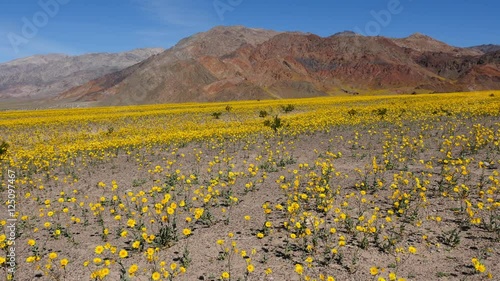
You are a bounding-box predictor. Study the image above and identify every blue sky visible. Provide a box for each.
[0,0,499,63]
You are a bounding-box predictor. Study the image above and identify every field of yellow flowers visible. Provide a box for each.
[1,91,499,281]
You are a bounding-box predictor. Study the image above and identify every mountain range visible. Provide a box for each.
[0,48,164,100]
[1,26,499,109]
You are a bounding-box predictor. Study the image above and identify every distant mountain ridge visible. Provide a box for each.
[0,48,164,100]
[467,44,500,54]
[1,26,499,109]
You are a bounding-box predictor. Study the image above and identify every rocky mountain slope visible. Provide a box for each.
[56,26,281,106]
[0,48,164,99]
[57,26,500,106]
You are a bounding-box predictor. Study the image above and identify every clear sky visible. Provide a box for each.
[0,0,499,63]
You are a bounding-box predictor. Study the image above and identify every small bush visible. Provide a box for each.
[106,126,114,135]
[281,104,295,113]
[225,105,233,112]
[0,141,8,159]
[264,115,284,132]
[439,228,461,248]
[259,110,268,118]
[347,109,357,116]
[211,112,222,119]
[373,108,388,119]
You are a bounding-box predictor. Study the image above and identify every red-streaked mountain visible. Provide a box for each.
[42,27,500,106]
[56,26,281,105]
